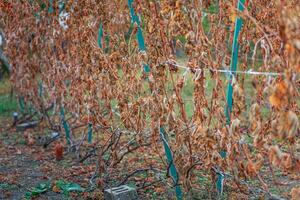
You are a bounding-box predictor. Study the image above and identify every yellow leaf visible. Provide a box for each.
[52,185,61,193]
[269,95,282,107]
[230,7,236,22]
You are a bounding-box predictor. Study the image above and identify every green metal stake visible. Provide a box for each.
[87,123,93,144]
[38,81,43,98]
[19,97,25,114]
[219,0,245,196]
[60,106,71,145]
[58,0,65,14]
[98,21,103,49]
[97,21,110,53]
[48,0,54,14]
[225,0,245,125]
[128,0,150,72]
[128,1,182,199]
[216,172,225,196]
[160,128,183,199]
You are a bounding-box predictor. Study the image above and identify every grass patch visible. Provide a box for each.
[0,78,18,117]
[0,78,11,95]
[0,79,18,117]
[0,94,18,116]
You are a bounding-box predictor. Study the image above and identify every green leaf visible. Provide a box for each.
[64,183,84,192]
[175,35,187,44]
[25,192,32,200]
[25,181,51,199]
[0,183,17,190]
[55,180,84,196]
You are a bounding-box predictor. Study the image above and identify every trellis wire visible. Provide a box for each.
[164,60,284,77]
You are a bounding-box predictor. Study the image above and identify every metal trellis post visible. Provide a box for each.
[128,1,183,199]
[225,0,245,125]
[218,0,246,196]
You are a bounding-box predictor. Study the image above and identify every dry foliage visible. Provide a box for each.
[1,0,300,198]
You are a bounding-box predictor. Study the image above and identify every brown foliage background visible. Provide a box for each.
[1,0,300,197]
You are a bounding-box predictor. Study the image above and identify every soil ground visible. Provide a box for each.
[1,117,300,200]
[0,117,101,200]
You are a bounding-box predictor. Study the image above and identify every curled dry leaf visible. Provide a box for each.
[269,145,282,167]
[291,187,300,200]
[274,111,299,141]
[245,154,264,177]
[269,81,288,108]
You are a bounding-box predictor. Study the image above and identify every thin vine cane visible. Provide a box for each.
[128,0,183,199]
[85,20,105,144]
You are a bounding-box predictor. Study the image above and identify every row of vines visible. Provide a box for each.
[1,0,300,199]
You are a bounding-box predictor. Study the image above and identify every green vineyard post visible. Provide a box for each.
[128,0,150,72]
[219,0,245,196]
[58,0,65,14]
[19,97,26,114]
[60,106,71,145]
[128,1,182,199]
[48,0,53,14]
[225,0,245,125]
[87,123,93,144]
[160,128,183,199]
[98,21,103,49]
[38,81,43,98]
